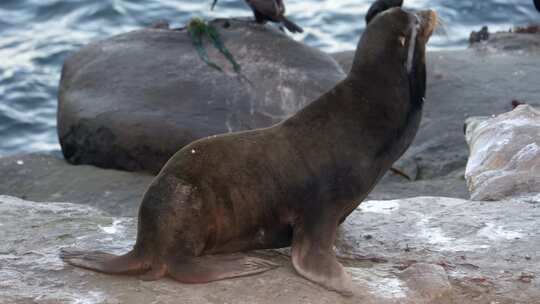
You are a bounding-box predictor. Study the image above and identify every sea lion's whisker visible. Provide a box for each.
[434,16,449,37]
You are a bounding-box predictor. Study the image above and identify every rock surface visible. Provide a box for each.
[3,194,540,303]
[334,46,540,200]
[57,20,345,174]
[464,105,540,201]
[338,196,540,303]
[0,153,153,216]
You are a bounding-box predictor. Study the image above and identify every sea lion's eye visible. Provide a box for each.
[398,36,406,47]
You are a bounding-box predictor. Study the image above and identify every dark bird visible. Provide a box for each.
[535,0,540,12]
[365,0,404,24]
[212,0,303,33]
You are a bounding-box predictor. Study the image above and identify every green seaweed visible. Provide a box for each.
[188,18,222,72]
[206,24,242,73]
[187,17,241,73]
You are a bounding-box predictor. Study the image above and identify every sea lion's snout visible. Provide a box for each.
[415,10,437,43]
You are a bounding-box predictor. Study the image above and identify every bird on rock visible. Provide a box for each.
[365,0,404,24]
[212,0,303,33]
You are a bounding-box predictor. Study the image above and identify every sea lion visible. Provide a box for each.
[211,0,303,33]
[366,0,404,24]
[61,7,437,295]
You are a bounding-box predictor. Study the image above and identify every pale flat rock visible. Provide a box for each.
[3,195,540,303]
[464,105,540,200]
[0,195,422,304]
[336,196,540,303]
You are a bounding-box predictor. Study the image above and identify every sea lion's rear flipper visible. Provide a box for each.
[291,215,353,296]
[166,254,278,283]
[60,248,148,275]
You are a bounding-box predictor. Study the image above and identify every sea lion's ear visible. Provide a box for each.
[365,0,404,24]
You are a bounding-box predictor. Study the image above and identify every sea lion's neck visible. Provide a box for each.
[342,67,424,158]
[281,67,423,164]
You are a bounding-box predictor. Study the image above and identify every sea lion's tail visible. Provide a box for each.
[281,17,304,33]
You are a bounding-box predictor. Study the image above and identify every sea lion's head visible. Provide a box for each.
[365,0,404,25]
[351,8,437,105]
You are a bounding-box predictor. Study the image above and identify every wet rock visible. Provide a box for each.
[58,19,345,174]
[0,153,153,216]
[464,105,540,201]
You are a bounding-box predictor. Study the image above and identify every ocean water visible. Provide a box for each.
[0,0,538,156]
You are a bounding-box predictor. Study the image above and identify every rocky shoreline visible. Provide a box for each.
[2,194,539,303]
[1,24,539,303]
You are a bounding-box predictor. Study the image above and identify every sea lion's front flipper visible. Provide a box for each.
[291,215,353,296]
[60,249,148,275]
[166,254,279,283]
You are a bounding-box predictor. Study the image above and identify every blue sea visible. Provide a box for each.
[0,0,538,156]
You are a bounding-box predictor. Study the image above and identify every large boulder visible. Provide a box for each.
[58,20,345,174]
[3,194,540,303]
[464,105,540,201]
